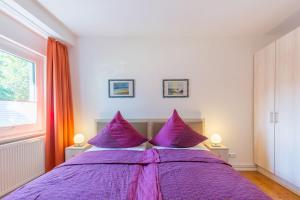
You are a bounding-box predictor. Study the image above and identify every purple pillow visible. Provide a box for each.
[150,110,207,147]
[88,111,148,148]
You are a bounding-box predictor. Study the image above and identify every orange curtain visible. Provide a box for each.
[45,38,74,171]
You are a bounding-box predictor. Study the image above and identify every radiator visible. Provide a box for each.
[0,136,45,197]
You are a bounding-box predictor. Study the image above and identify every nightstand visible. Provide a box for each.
[205,143,229,162]
[65,144,91,161]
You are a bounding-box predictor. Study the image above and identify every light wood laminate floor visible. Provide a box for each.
[240,171,300,200]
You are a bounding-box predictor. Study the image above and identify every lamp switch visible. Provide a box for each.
[228,153,236,158]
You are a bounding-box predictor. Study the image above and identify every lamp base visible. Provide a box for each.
[211,143,221,147]
[74,143,84,147]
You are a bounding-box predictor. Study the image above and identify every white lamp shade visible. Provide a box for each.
[210,133,222,145]
[74,133,85,146]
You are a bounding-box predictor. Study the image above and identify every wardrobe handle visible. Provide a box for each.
[270,112,274,123]
[274,112,279,123]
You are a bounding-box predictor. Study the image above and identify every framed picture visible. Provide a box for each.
[163,79,189,98]
[108,79,135,98]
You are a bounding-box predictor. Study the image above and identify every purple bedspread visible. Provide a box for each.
[4,149,271,200]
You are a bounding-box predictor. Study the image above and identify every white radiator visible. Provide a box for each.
[0,136,45,197]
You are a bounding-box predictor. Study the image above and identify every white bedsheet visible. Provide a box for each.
[152,143,209,151]
[86,142,147,152]
[86,142,209,152]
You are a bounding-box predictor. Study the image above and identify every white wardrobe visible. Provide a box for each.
[254,27,300,191]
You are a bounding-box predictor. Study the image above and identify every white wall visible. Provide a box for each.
[70,36,271,166]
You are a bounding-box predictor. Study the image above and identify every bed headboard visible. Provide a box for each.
[95,119,205,139]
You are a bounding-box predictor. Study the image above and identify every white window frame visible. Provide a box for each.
[0,37,45,141]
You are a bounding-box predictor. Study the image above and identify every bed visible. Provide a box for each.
[4,119,271,200]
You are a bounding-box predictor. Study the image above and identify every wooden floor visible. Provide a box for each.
[240,171,300,200]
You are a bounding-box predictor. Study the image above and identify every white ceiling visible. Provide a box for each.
[37,0,300,37]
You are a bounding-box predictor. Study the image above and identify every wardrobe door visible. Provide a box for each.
[254,42,276,173]
[275,28,300,187]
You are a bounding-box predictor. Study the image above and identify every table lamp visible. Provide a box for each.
[74,133,85,147]
[210,133,222,147]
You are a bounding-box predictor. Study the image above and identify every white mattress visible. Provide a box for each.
[86,142,147,152]
[152,143,209,151]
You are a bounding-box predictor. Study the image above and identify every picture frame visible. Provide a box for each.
[108,79,135,98]
[163,79,189,98]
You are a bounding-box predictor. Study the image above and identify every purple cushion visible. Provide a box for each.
[150,110,207,147]
[88,111,148,148]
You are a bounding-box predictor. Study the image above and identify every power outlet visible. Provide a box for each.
[228,153,236,158]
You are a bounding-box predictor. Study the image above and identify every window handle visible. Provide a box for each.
[270,112,274,123]
[274,112,279,123]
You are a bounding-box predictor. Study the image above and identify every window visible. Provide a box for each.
[0,37,45,139]
[0,50,36,127]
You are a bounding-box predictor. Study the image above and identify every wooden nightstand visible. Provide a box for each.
[65,144,91,161]
[205,143,229,162]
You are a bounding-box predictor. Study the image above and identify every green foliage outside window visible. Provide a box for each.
[0,50,35,101]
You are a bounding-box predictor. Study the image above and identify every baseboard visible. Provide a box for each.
[232,164,257,171]
[257,166,300,196]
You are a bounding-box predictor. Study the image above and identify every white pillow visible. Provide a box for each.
[152,143,209,151]
[86,142,147,152]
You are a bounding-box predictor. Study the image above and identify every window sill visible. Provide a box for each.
[0,131,45,145]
